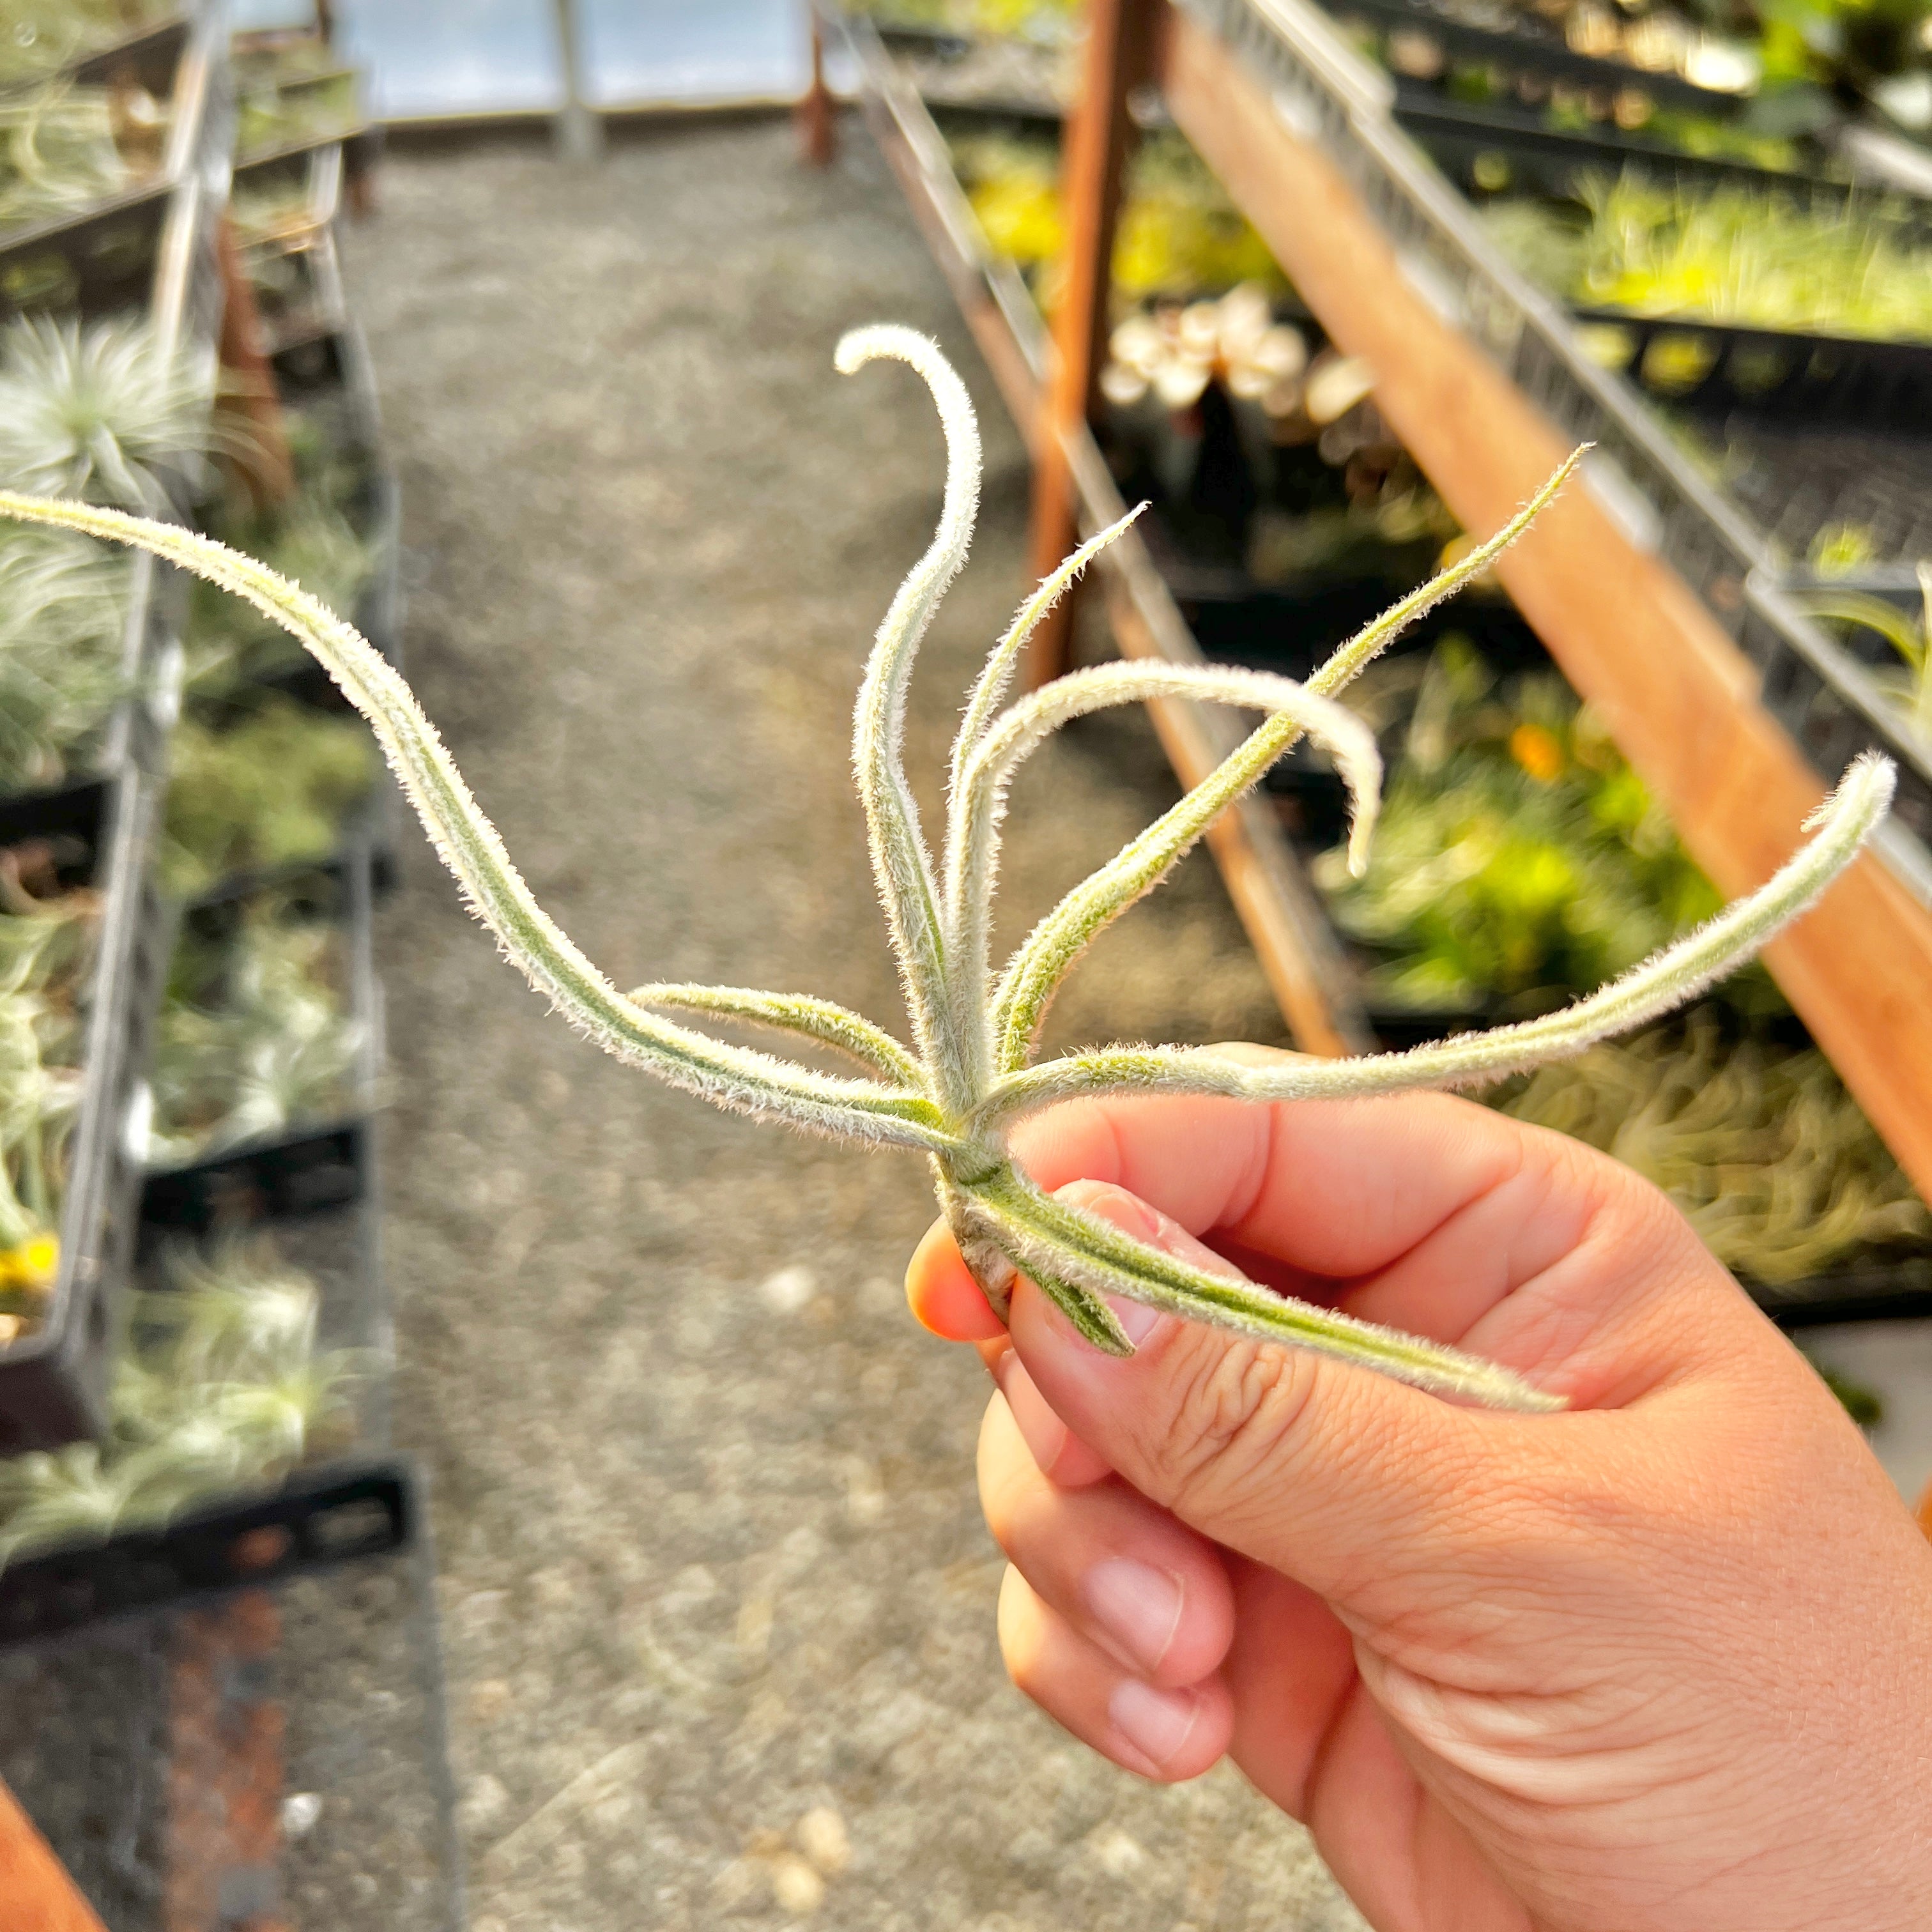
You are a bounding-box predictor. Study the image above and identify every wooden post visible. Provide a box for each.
[215,217,296,510]
[1022,0,1155,688]
[0,1781,109,1932]
[799,12,837,167]
[314,0,335,44]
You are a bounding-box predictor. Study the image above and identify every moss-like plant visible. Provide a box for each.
[0,330,1897,1411]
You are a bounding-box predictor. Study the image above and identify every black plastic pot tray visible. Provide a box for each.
[1331,0,1746,117]
[1395,90,1855,206]
[141,845,379,1233]
[0,1456,413,1649]
[1574,308,1932,427]
[0,776,172,1455]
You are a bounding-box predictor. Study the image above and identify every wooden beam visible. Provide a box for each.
[215,217,296,510]
[1022,0,1156,686]
[0,1781,108,1932]
[1159,6,1932,1198]
[797,11,837,168]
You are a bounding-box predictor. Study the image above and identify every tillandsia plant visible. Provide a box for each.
[0,328,1900,1413]
[0,849,96,1332]
[1796,565,1932,744]
[0,314,218,510]
[148,884,364,1167]
[0,1237,355,1566]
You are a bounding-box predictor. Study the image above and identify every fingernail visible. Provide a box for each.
[1084,1559,1183,1674]
[1107,1295,1164,1347]
[992,1353,1070,1474]
[1108,1678,1202,1770]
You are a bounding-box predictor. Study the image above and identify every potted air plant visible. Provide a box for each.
[0,328,1896,1412]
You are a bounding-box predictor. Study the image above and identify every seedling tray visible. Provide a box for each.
[0,769,172,1453]
[28,12,192,96]
[141,845,381,1232]
[0,4,229,325]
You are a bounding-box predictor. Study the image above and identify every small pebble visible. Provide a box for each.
[759,1264,817,1312]
[795,1804,850,1875]
[771,1853,826,1915]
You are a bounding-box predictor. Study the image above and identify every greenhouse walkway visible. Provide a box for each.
[342,116,1366,1931]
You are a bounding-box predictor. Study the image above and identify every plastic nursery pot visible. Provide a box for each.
[139,846,381,1233]
[0,783,172,1453]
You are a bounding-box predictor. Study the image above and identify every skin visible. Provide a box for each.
[905,1048,1932,1932]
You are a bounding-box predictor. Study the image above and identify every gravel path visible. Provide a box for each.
[342,117,1363,1932]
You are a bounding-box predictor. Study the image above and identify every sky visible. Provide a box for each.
[233,1,810,117]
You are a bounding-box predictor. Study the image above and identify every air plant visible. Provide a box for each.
[0,0,173,89]
[0,314,217,510]
[0,78,155,236]
[0,525,130,794]
[0,1238,354,1566]
[1499,1008,1929,1287]
[233,70,359,165]
[161,696,378,897]
[0,855,96,1333]
[0,329,1897,1413]
[148,889,364,1167]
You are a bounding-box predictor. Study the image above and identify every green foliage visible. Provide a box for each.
[952,129,1289,304]
[1315,638,1770,1016]
[1498,1009,1928,1286]
[0,78,148,235]
[0,1238,355,1565]
[149,887,364,1167]
[233,69,359,163]
[1483,176,1932,344]
[161,696,379,898]
[0,333,1895,1414]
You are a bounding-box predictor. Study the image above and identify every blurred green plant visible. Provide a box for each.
[0,854,95,1335]
[1315,638,1774,1015]
[0,1237,356,1565]
[1498,1007,1929,1286]
[0,0,174,88]
[0,527,129,794]
[1482,175,1932,343]
[161,696,378,898]
[149,887,364,1167]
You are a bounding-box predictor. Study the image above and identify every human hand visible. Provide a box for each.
[905,1055,1932,1932]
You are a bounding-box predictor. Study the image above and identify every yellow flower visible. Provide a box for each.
[0,1234,58,1294]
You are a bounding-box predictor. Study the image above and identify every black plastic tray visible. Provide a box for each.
[0,1457,412,1648]
[0,769,172,1453]
[1394,89,1850,206]
[141,844,380,1232]
[1573,307,1932,427]
[1328,0,1747,118]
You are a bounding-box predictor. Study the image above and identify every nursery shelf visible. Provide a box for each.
[829,0,1932,1206]
[0,0,234,1453]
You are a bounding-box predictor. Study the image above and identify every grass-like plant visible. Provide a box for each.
[1796,567,1932,744]
[0,330,1897,1411]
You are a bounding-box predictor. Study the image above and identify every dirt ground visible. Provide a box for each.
[342,116,1366,1932]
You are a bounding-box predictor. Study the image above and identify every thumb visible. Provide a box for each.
[1007,1179,1547,1606]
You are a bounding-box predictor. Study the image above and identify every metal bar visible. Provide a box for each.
[551,0,604,164]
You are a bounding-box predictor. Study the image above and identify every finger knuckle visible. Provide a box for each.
[1157,1332,1321,1517]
